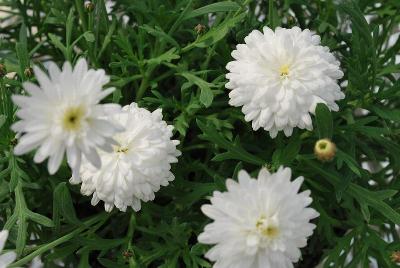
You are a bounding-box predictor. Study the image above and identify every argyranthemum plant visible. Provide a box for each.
[226,26,344,138]
[71,103,181,212]
[198,167,319,268]
[12,58,122,177]
[1,0,399,267]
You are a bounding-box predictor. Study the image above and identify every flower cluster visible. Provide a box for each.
[11,25,345,267]
[12,59,180,213]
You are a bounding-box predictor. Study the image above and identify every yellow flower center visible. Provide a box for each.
[279,64,290,78]
[115,147,129,153]
[256,216,279,239]
[62,106,85,131]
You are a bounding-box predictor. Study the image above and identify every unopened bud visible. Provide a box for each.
[391,251,400,263]
[314,139,336,162]
[84,1,95,12]
[194,24,206,34]
[24,67,33,78]
[0,64,6,77]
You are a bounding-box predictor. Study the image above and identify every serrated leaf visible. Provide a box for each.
[180,73,214,107]
[145,48,180,67]
[197,119,264,165]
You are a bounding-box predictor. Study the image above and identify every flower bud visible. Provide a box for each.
[391,251,400,263]
[314,138,336,162]
[84,1,94,12]
[24,67,33,78]
[194,24,206,34]
[0,64,6,77]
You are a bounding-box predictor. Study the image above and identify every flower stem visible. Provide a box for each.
[9,213,108,267]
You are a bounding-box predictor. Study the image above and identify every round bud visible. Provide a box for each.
[84,1,95,12]
[24,67,33,78]
[194,24,206,34]
[391,251,400,263]
[314,138,336,162]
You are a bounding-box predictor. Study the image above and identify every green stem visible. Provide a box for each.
[74,0,87,31]
[127,213,137,268]
[136,66,156,102]
[10,213,108,267]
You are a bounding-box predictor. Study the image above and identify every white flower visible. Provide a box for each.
[0,230,16,268]
[71,103,181,212]
[226,26,344,138]
[198,167,319,268]
[12,58,122,177]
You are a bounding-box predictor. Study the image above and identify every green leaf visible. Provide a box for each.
[279,135,301,165]
[197,120,265,165]
[0,114,7,128]
[98,259,127,268]
[48,33,67,56]
[183,13,246,51]
[180,72,214,107]
[371,106,400,121]
[373,190,398,200]
[183,1,240,20]
[83,31,95,43]
[339,2,373,47]
[66,8,74,46]
[145,48,180,67]
[53,183,81,226]
[15,24,29,79]
[315,103,333,139]
[305,159,400,225]
[199,86,214,108]
[140,24,180,48]
[336,150,361,177]
[350,184,400,225]
[26,211,54,227]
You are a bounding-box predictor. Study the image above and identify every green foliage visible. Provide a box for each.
[0,0,399,267]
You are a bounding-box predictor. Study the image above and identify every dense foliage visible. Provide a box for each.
[0,0,399,267]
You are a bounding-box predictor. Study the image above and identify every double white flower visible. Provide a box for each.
[72,103,181,212]
[227,26,344,138]
[199,167,319,268]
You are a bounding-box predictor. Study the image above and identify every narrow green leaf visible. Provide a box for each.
[0,114,7,128]
[26,211,54,228]
[315,103,333,139]
[48,33,67,56]
[279,135,301,165]
[183,1,240,20]
[53,183,81,226]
